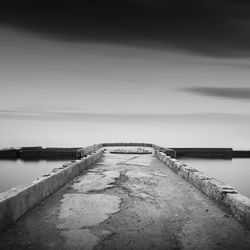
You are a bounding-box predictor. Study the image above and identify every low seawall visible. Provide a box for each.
[171,148,233,159]
[0,148,104,231]
[155,150,250,229]
[170,148,250,159]
[0,147,81,160]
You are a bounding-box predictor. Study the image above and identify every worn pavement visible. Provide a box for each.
[1,149,250,250]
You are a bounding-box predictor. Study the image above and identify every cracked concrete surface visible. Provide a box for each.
[1,149,250,249]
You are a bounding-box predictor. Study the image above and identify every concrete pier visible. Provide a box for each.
[1,148,250,249]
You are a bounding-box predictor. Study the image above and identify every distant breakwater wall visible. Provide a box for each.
[171,148,250,159]
[155,150,250,230]
[1,145,250,160]
[0,147,81,160]
[0,143,155,160]
[0,148,104,231]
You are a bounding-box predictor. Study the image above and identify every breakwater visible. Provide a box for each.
[0,147,81,160]
[170,148,250,159]
[0,142,250,232]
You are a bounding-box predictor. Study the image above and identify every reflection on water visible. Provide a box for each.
[180,158,250,198]
[0,159,69,193]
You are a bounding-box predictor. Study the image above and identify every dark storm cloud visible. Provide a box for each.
[1,1,250,57]
[182,87,250,100]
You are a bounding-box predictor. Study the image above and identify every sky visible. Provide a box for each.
[0,1,250,115]
[1,1,250,147]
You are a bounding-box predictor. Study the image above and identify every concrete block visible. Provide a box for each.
[158,152,165,161]
[162,155,171,165]
[169,160,181,173]
[224,193,250,227]
[245,205,250,229]
[206,178,237,203]
[178,165,190,181]
[165,157,173,167]
[188,171,212,194]
[178,165,198,181]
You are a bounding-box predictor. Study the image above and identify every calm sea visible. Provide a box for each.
[0,159,70,193]
[179,158,250,198]
[0,113,250,195]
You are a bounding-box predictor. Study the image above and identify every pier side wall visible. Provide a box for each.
[154,150,250,229]
[0,149,104,231]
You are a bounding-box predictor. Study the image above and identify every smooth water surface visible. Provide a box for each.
[0,159,70,193]
[1,113,250,196]
[180,158,250,198]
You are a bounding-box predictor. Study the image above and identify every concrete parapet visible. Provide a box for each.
[152,144,176,158]
[76,144,103,158]
[154,150,250,229]
[224,193,250,228]
[102,142,153,147]
[0,149,104,231]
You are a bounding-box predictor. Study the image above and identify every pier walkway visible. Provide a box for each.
[1,149,250,249]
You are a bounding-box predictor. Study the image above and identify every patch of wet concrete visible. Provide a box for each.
[56,165,124,250]
[72,170,120,193]
[118,170,159,202]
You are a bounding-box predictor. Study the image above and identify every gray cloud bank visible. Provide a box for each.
[1,1,250,57]
[182,87,250,100]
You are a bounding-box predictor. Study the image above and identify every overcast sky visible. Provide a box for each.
[1,0,250,116]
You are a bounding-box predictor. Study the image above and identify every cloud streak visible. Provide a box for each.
[1,108,250,122]
[182,87,250,100]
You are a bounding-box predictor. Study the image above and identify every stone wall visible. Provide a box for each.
[0,149,104,231]
[154,150,250,229]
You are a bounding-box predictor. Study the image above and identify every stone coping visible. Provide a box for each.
[155,150,250,230]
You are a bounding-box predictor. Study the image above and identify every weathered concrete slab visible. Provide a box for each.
[1,151,250,250]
